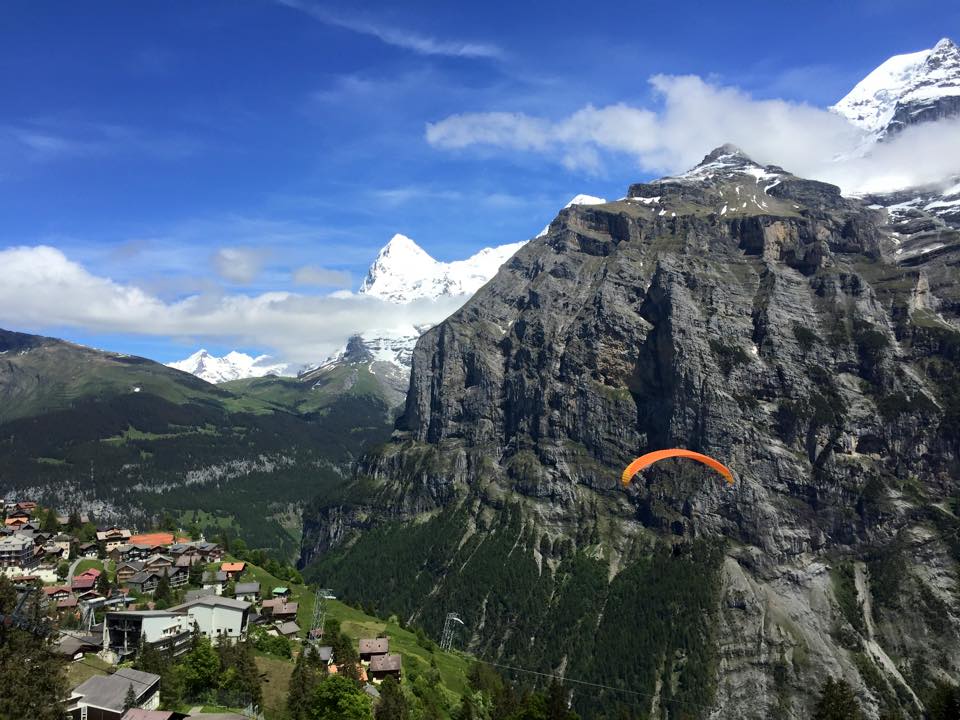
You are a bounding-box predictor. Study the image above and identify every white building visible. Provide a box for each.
[103,610,193,661]
[103,596,252,663]
[171,595,251,643]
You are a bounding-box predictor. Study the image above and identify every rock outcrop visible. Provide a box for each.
[302,147,960,719]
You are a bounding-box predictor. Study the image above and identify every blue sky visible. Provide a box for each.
[0,1,957,364]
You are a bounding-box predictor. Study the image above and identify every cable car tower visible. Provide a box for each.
[440,612,464,651]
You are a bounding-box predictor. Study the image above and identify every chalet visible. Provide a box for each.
[7,508,31,522]
[143,554,173,572]
[0,533,38,569]
[67,667,160,719]
[220,561,245,579]
[368,653,402,682]
[261,598,297,620]
[125,566,188,594]
[276,620,300,638]
[58,595,80,610]
[80,589,109,604]
[79,541,99,558]
[54,632,102,661]
[107,544,131,563]
[43,585,73,602]
[43,541,66,560]
[202,570,228,594]
[71,576,96,592]
[116,561,146,584]
[4,515,29,530]
[53,533,74,556]
[359,637,390,662]
[271,586,291,599]
[232,581,260,603]
[194,541,222,561]
[96,527,132,552]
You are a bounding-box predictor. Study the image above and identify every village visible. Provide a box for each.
[1,499,408,720]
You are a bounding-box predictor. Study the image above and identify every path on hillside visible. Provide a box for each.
[66,557,83,582]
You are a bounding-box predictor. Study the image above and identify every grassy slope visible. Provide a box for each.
[221,362,389,415]
[0,329,395,559]
[241,561,472,702]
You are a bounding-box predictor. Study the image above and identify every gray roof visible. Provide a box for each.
[363,684,381,699]
[369,653,402,673]
[315,645,333,662]
[55,634,101,656]
[233,582,260,594]
[359,637,389,655]
[171,595,251,612]
[278,621,300,635]
[73,667,159,711]
[203,570,228,583]
[184,588,217,602]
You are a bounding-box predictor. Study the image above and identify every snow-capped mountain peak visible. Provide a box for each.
[358,233,526,304]
[564,194,607,208]
[168,349,291,384]
[832,37,960,138]
[537,193,607,237]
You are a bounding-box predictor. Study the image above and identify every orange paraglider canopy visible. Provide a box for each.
[622,449,734,486]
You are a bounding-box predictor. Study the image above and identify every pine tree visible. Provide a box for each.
[308,675,372,720]
[813,677,864,720]
[330,630,360,681]
[0,577,69,720]
[40,507,60,532]
[97,570,112,597]
[124,683,137,711]
[376,675,409,720]
[181,635,221,698]
[188,560,204,587]
[154,571,172,604]
[288,648,317,720]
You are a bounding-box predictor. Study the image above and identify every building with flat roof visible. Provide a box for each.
[103,611,193,661]
[67,667,160,720]
[170,595,251,643]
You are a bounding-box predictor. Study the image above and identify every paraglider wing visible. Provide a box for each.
[621,449,734,486]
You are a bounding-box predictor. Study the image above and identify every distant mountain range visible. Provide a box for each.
[170,38,960,390]
[167,349,293,384]
[169,197,606,389]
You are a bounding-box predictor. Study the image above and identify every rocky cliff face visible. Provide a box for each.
[301,146,960,719]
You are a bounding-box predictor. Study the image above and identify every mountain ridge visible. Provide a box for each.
[301,145,960,718]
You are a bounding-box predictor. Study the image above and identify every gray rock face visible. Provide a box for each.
[302,148,960,718]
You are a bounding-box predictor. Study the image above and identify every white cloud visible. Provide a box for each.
[426,74,960,193]
[213,247,269,283]
[275,0,502,59]
[0,245,463,365]
[292,265,352,287]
